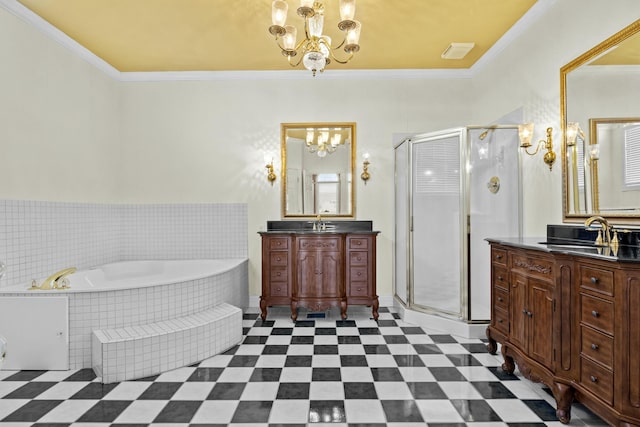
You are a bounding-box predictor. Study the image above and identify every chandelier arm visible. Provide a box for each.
[328,50,354,65]
[287,54,304,68]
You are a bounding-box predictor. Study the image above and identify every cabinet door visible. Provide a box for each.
[510,273,528,351]
[297,251,341,298]
[529,278,554,368]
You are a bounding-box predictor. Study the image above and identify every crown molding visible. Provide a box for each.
[1,0,556,82]
[0,0,121,79]
[118,68,474,82]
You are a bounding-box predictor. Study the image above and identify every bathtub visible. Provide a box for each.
[0,259,249,370]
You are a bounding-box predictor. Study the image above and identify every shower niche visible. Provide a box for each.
[394,126,522,322]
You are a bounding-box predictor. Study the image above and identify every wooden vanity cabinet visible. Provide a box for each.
[487,242,640,427]
[260,231,379,321]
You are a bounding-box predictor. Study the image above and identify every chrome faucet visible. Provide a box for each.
[314,215,325,231]
[31,267,77,290]
[585,216,612,247]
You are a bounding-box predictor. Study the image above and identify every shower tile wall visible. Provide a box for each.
[0,200,248,288]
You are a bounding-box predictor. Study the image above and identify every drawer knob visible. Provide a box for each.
[276,287,281,292]
[590,375,598,383]
[498,275,503,281]
[591,343,599,351]
[498,319,503,323]
[356,241,361,245]
[591,310,600,318]
[498,297,503,302]
[496,255,503,260]
[276,257,281,261]
[357,272,362,276]
[276,272,281,277]
[357,287,362,291]
[357,257,362,261]
[590,277,599,284]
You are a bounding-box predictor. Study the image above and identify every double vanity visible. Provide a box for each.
[259,220,379,321]
[487,223,640,427]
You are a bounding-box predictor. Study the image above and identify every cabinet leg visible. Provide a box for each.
[290,301,298,322]
[340,301,348,320]
[259,298,267,321]
[486,327,497,355]
[551,382,574,424]
[501,344,515,374]
[372,297,379,320]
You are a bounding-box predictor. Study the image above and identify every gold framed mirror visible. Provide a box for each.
[561,19,640,224]
[281,122,356,218]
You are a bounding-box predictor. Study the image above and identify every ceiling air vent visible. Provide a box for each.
[441,42,475,60]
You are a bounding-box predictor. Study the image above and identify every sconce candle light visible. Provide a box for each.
[361,153,370,184]
[518,123,556,171]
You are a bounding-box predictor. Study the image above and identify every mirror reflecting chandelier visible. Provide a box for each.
[269,0,361,76]
[306,128,346,157]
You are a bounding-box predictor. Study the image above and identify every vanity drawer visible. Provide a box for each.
[269,237,290,250]
[270,252,289,266]
[510,253,554,281]
[492,307,509,334]
[492,248,508,266]
[493,266,509,290]
[269,282,289,297]
[494,286,509,312]
[580,294,614,335]
[349,282,370,297]
[581,325,614,369]
[581,356,613,405]
[580,265,614,297]
[298,237,341,251]
[350,266,368,282]
[348,237,369,250]
[270,266,289,283]
[349,251,368,266]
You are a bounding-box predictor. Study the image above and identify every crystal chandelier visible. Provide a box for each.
[269,0,362,76]
[306,129,345,157]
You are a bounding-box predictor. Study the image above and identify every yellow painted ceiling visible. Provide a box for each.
[18,0,539,73]
[591,31,640,66]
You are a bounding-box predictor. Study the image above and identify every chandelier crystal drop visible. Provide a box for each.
[269,0,361,76]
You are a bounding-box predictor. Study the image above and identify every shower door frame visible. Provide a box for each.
[393,125,523,321]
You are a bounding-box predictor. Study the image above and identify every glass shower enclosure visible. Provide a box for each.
[394,126,522,321]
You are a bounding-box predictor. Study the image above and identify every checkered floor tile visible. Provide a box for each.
[0,306,608,426]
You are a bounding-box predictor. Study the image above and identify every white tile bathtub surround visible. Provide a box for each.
[0,200,121,289]
[3,259,248,369]
[119,203,248,261]
[0,200,248,288]
[93,303,242,383]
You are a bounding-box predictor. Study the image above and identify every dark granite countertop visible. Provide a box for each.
[486,237,640,263]
[259,220,379,235]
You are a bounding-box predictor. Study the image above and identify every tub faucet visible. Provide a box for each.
[31,267,77,290]
[585,216,612,247]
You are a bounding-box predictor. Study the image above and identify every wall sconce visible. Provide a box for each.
[566,122,585,147]
[265,158,276,185]
[518,123,556,171]
[361,153,370,184]
[589,143,600,161]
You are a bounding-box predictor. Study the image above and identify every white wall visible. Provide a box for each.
[0,7,121,203]
[117,78,473,297]
[470,0,640,235]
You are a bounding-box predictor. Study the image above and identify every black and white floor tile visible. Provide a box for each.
[0,306,608,426]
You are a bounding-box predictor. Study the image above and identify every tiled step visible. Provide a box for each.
[92,303,242,383]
